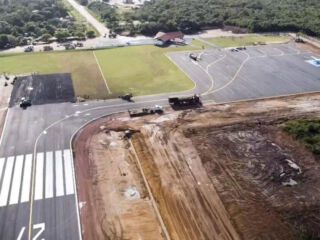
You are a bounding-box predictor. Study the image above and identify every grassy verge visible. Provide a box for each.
[206,35,290,47]
[283,119,320,155]
[0,45,196,98]
[94,45,195,96]
[191,39,213,49]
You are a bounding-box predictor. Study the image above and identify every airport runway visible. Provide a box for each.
[0,43,319,239]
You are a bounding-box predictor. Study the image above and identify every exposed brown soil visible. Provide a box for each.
[295,41,320,55]
[74,93,320,240]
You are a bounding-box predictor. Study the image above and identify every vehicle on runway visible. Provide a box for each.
[169,94,202,109]
[119,93,133,102]
[189,53,199,61]
[19,97,32,109]
[128,105,163,117]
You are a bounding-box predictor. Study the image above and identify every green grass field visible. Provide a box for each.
[94,46,195,96]
[206,35,290,47]
[0,45,196,98]
[191,39,213,49]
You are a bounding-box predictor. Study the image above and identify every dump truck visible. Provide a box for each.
[168,94,201,109]
[128,105,163,117]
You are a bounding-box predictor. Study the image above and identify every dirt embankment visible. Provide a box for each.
[73,93,320,240]
[73,117,164,240]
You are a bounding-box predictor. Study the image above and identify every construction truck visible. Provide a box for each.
[128,105,163,117]
[168,94,201,109]
[295,37,305,43]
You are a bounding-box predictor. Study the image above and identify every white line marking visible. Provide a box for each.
[34,153,44,200]
[0,158,5,181]
[55,151,64,197]
[0,108,10,146]
[93,51,112,94]
[0,157,15,206]
[21,154,33,203]
[9,155,24,205]
[17,226,26,240]
[32,223,45,240]
[45,152,54,199]
[63,149,74,195]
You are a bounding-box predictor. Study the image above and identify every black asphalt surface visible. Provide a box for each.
[169,43,320,102]
[0,43,319,240]
[10,74,75,107]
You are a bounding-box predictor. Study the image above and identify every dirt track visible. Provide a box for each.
[73,93,320,240]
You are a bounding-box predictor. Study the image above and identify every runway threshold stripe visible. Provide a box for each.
[9,155,24,205]
[55,151,65,197]
[34,152,44,200]
[63,149,74,195]
[45,152,54,199]
[0,157,15,206]
[0,158,5,182]
[21,154,32,203]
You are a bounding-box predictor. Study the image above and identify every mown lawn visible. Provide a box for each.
[0,51,107,99]
[94,45,195,96]
[191,39,213,49]
[0,45,196,98]
[206,35,290,47]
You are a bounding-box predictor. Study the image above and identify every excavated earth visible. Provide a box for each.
[73,93,320,240]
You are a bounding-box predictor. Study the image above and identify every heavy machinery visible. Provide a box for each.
[295,37,305,43]
[119,93,133,102]
[20,97,32,109]
[128,105,163,117]
[168,94,202,109]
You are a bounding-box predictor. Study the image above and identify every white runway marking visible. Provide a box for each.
[0,149,75,207]
[0,158,5,182]
[21,154,32,203]
[45,152,54,199]
[9,155,24,205]
[55,150,65,197]
[63,150,74,195]
[0,157,14,206]
[34,153,44,200]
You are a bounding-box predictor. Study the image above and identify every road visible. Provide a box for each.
[66,0,109,37]
[0,43,319,240]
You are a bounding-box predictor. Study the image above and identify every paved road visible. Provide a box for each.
[66,0,109,37]
[0,43,319,240]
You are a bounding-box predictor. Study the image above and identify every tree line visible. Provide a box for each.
[88,0,320,37]
[0,0,93,49]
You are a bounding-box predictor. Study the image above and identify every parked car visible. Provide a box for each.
[24,46,34,52]
[43,46,53,51]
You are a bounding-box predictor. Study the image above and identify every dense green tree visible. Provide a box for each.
[86,30,96,38]
[0,0,90,49]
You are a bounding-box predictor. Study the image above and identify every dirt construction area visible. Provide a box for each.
[73,93,320,240]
